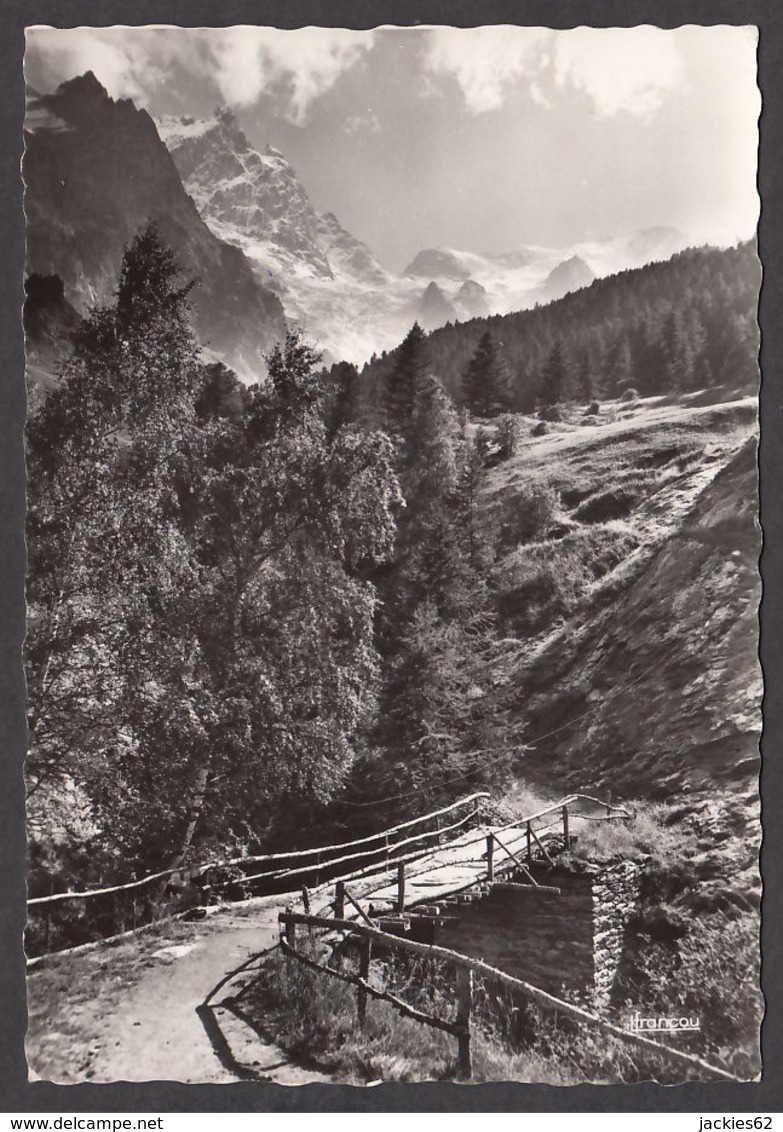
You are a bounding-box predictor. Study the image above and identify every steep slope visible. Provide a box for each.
[24,74,286,383]
[157,108,335,281]
[475,396,760,806]
[158,109,406,364]
[484,405,762,934]
[519,435,760,800]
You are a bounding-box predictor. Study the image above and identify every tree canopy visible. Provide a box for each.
[26,225,402,877]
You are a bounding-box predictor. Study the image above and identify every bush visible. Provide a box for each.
[615,903,761,1080]
[496,487,558,552]
[532,420,548,437]
[585,400,601,415]
[619,387,639,403]
[495,415,520,462]
[539,403,563,422]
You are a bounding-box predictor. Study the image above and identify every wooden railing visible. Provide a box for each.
[25,792,490,958]
[25,790,627,959]
[278,908,741,1084]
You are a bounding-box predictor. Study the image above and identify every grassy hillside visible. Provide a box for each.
[485,396,759,803]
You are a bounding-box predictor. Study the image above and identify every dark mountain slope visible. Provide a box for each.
[24,73,286,381]
[361,243,760,408]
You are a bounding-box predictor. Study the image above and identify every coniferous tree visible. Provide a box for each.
[324,360,362,437]
[577,349,595,401]
[540,339,567,405]
[464,330,513,417]
[382,321,429,441]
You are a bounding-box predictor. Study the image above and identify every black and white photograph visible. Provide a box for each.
[22,23,762,1087]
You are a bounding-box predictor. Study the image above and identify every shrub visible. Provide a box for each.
[495,415,520,462]
[496,487,558,552]
[619,387,639,403]
[615,903,761,1080]
[585,400,601,415]
[539,403,563,422]
[532,420,548,437]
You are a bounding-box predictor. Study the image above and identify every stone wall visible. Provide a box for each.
[427,859,644,1002]
[432,869,595,996]
[592,860,644,1004]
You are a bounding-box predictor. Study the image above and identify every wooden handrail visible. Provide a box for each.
[493,794,628,837]
[224,792,490,868]
[27,792,489,908]
[278,911,741,1083]
[28,792,626,910]
[241,808,478,886]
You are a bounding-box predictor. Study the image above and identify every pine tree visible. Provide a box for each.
[464,330,512,417]
[577,349,595,401]
[540,339,567,406]
[383,322,429,441]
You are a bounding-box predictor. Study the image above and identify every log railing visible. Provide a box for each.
[25,792,490,958]
[278,908,741,1084]
[26,790,627,959]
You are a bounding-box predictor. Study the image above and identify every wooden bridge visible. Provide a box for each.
[26,790,623,957]
[26,789,743,1083]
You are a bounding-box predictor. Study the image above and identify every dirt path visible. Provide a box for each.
[27,895,332,1085]
[27,813,596,1084]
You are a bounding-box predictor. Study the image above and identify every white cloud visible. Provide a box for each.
[554,26,685,118]
[423,26,552,114]
[208,27,374,122]
[25,26,375,124]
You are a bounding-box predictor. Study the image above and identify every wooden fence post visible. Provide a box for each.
[455,965,473,1080]
[526,822,532,863]
[301,886,311,913]
[486,834,495,882]
[334,881,345,920]
[43,877,53,954]
[562,806,570,851]
[285,915,297,948]
[397,861,406,913]
[357,936,372,1028]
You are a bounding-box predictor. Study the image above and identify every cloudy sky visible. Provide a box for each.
[25,24,759,272]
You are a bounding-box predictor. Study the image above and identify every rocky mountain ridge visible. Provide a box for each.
[24,74,286,382]
[156,105,694,365]
[24,74,698,375]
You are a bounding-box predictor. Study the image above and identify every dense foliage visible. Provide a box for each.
[26,225,402,880]
[360,242,760,411]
